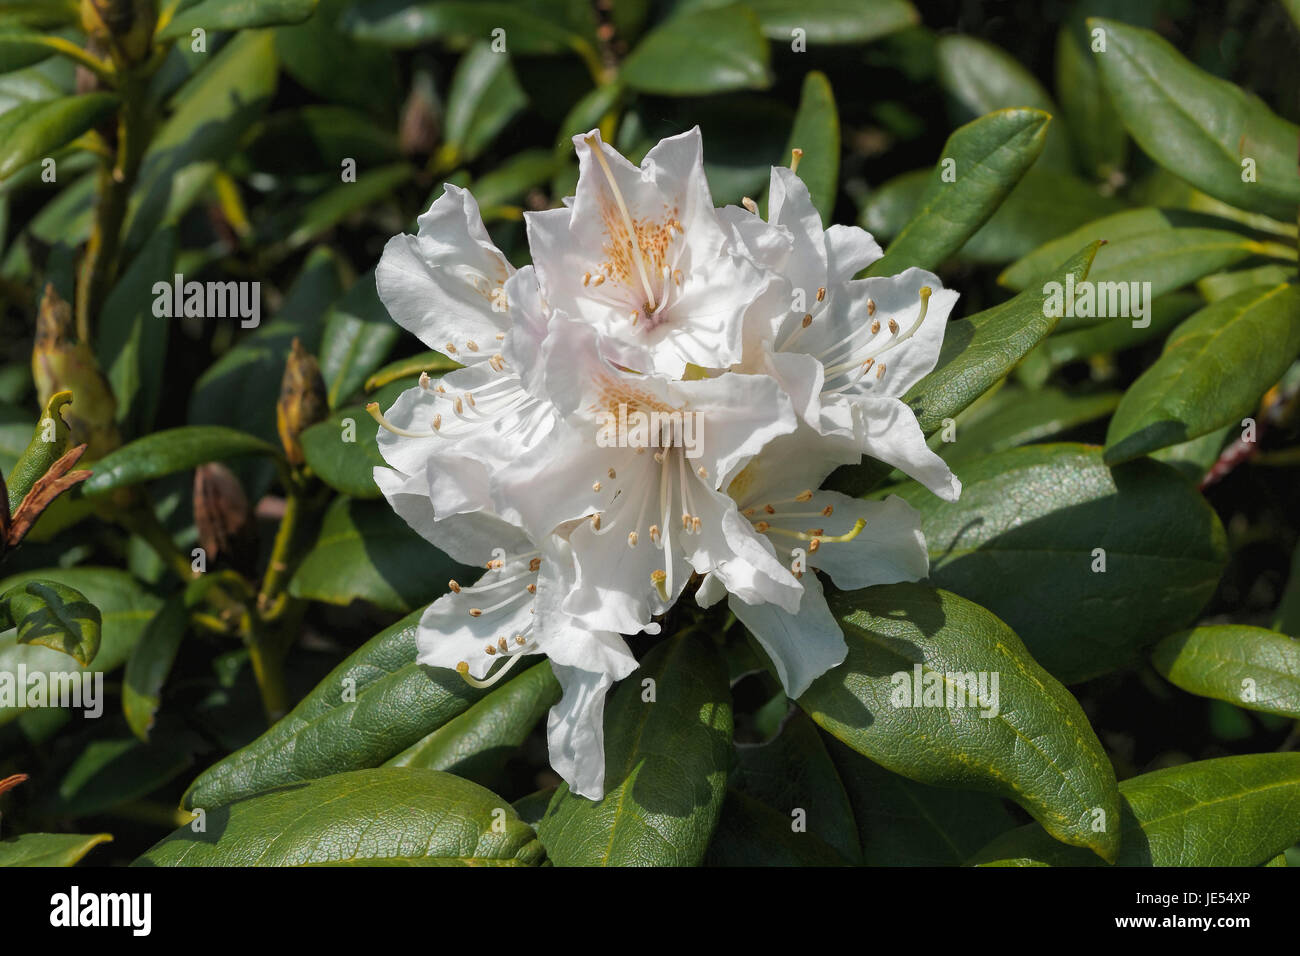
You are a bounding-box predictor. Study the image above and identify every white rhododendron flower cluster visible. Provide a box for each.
[371,128,961,799]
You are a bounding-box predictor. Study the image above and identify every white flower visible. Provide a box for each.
[698,426,929,696]
[726,167,963,501]
[524,128,771,377]
[369,130,964,801]
[487,314,802,636]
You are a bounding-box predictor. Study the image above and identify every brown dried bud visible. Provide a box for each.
[276,338,327,467]
[399,70,440,158]
[193,462,256,572]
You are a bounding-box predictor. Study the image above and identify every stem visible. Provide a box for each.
[75,71,149,345]
[258,487,302,614]
[248,624,291,722]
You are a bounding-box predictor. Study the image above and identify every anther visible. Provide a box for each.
[445,343,458,354]
[591,274,605,286]
[583,272,592,286]
[822,504,833,516]
[419,372,431,389]
[796,490,813,502]
[742,197,759,215]
[469,608,483,617]
[802,313,813,328]
[888,318,899,334]
[871,320,880,335]
[628,531,639,547]
[592,481,602,492]
[449,580,461,593]
[485,644,497,655]
[816,287,826,302]
[697,466,708,478]
[529,558,541,571]
[867,299,876,316]
[466,340,479,351]
[608,468,617,479]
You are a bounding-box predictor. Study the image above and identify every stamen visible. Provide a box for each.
[455,652,527,689]
[790,148,803,173]
[366,403,438,439]
[586,135,658,311]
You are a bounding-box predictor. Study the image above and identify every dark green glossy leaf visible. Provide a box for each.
[0,93,116,182]
[731,709,859,862]
[50,734,193,818]
[0,832,112,866]
[82,426,280,497]
[288,497,468,612]
[863,108,1049,277]
[745,0,916,44]
[159,0,319,40]
[0,579,100,667]
[935,35,1071,170]
[892,443,1227,683]
[1105,282,1300,463]
[274,0,397,113]
[799,583,1121,861]
[96,228,177,436]
[299,403,384,498]
[1032,291,1200,367]
[620,5,770,96]
[123,30,278,257]
[343,0,599,59]
[438,42,526,169]
[783,71,838,222]
[0,31,55,73]
[283,163,412,249]
[319,270,400,408]
[0,567,162,725]
[1091,18,1300,220]
[385,660,558,787]
[538,632,733,866]
[122,595,188,742]
[183,609,488,809]
[908,241,1101,434]
[144,768,544,866]
[1152,626,1300,718]
[1055,22,1126,180]
[940,386,1121,465]
[824,733,1017,866]
[704,789,846,866]
[971,753,1300,866]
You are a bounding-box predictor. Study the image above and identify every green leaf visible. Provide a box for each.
[1054,22,1126,180]
[122,595,188,742]
[274,0,397,113]
[0,31,55,73]
[799,584,1119,861]
[282,162,412,250]
[0,579,100,667]
[342,0,599,60]
[183,609,490,809]
[141,768,544,866]
[0,832,112,866]
[782,71,838,222]
[730,709,859,863]
[940,386,1121,465]
[824,733,1017,866]
[6,388,72,513]
[289,497,468,613]
[158,0,320,40]
[704,789,846,866]
[319,270,400,408]
[934,35,1071,170]
[620,5,770,96]
[82,426,280,497]
[95,228,177,436]
[1104,282,1300,464]
[0,567,162,725]
[909,241,1101,434]
[1031,291,1201,368]
[437,42,526,169]
[999,207,1236,292]
[245,106,400,175]
[863,108,1050,277]
[0,93,116,182]
[123,30,278,257]
[385,660,559,788]
[1151,626,1300,718]
[51,734,193,818]
[971,753,1300,866]
[299,403,384,499]
[744,0,916,44]
[538,631,733,866]
[1090,18,1300,220]
[891,444,1227,683]
[189,247,342,445]
[1198,264,1295,302]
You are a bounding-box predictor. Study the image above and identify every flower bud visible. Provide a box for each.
[31,284,121,461]
[193,462,257,573]
[80,0,155,65]
[276,338,327,467]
